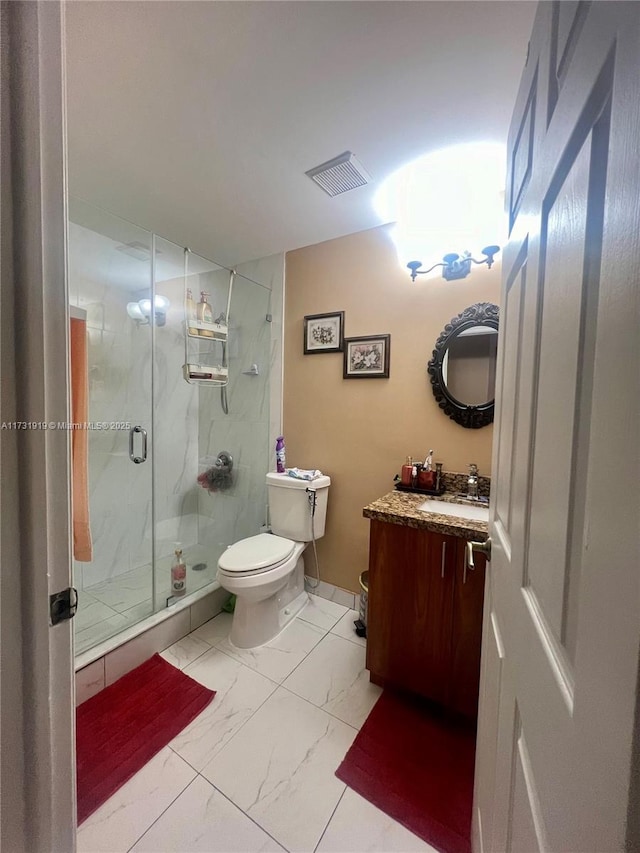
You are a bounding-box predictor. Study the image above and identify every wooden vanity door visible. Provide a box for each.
[366,520,455,705]
[449,544,486,719]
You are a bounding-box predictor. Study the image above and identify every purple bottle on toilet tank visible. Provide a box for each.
[275,436,286,473]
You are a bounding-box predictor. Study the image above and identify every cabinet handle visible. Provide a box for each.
[441,542,446,579]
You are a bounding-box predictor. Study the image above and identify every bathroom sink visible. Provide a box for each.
[417,499,489,522]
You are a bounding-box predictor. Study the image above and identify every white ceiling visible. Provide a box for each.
[65,0,536,268]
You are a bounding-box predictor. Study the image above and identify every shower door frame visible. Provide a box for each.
[1,0,77,850]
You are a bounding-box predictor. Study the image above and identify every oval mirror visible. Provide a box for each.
[427,303,499,429]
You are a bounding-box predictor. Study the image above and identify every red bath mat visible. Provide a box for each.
[336,691,476,853]
[76,653,215,824]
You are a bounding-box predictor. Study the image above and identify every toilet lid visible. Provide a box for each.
[218,533,296,573]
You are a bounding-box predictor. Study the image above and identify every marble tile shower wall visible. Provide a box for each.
[153,275,199,559]
[197,270,273,565]
[234,253,285,456]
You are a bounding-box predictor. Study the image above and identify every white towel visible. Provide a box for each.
[286,467,322,481]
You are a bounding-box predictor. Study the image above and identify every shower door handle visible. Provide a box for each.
[129,425,147,464]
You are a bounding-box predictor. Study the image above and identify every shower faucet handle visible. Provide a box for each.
[215,450,233,470]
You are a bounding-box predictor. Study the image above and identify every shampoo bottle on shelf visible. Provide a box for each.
[197,291,214,337]
[276,436,286,473]
[185,288,198,336]
[171,544,187,597]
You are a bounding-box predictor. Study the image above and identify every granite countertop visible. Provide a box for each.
[363,490,489,540]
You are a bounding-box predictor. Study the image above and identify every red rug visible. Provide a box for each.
[76,653,215,825]
[336,691,476,853]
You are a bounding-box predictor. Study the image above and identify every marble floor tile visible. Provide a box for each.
[283,633,382,729]
[160,634,212,670]
[330,609,367,647]
[74,591,119,633]
[191,611,233,647]
[131,776,284,852]
[316,788,436,853]
[169,647,276,771]
[311,579,356,609]
[202,687,356,853]
[88,565,152,612]
[76,747,195,853]
[74,612,131,656]
[297,593,348,631]
[216,617,325,684]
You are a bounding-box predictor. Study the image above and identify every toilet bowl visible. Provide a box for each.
[217,472,331,649]
[217,534,307,648]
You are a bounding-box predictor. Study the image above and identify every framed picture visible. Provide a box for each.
[343,334,390,379]
[303,311,345,354]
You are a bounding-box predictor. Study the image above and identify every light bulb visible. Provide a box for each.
[126,302,145,321]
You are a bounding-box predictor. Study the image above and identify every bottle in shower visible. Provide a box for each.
[276,436,286,473]
[197,291,214,337]
[171,544,187,597]
[185,287,198,336]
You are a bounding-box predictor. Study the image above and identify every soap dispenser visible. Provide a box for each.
[401,456,413,486]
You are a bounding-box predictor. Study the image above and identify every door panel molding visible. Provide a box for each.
[521,585,574,711]
[509,728,547,853]
[494,237,528,536]
[547,0,591,124]
[509,70,537,233]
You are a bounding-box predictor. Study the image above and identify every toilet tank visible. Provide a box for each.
[266,472,331,542]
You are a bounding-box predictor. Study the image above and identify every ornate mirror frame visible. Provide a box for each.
[427,302,500,429]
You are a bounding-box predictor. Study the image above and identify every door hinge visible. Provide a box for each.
[50,587,78,626]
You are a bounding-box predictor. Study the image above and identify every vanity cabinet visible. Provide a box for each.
[366,519,486,719]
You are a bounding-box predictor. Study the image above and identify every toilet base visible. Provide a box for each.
[228,554,308,649]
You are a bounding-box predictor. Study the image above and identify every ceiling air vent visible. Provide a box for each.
[114,241,158,262]
[305,151,371,197]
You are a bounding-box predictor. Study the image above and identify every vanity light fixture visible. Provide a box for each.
[407,246,501,282]
[126,295,170,326]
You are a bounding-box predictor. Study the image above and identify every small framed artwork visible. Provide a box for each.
[343,334,391,379]
[303,311,345,354]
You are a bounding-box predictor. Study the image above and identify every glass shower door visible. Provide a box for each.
[69,198,154,655]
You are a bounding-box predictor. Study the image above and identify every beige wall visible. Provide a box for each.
[284,225,501,593]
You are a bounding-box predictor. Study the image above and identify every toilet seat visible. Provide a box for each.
[218,533,296,575]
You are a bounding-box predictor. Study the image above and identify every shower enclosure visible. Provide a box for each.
[68,198,272,656]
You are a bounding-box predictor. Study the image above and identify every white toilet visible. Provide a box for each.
[217,472,331,649]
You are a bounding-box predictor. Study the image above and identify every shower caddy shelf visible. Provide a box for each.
[182,250,235,386]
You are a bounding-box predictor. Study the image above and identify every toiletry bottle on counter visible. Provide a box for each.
[401,456,413,486]
[185,288,198,336]
[419,449,436,489]
[171,544,186,597]
[276,436,286,473]
[197,291,214,336]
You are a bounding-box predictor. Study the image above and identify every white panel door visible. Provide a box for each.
[474,3,640,851]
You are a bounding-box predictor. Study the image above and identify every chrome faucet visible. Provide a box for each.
[467,464,479,500]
